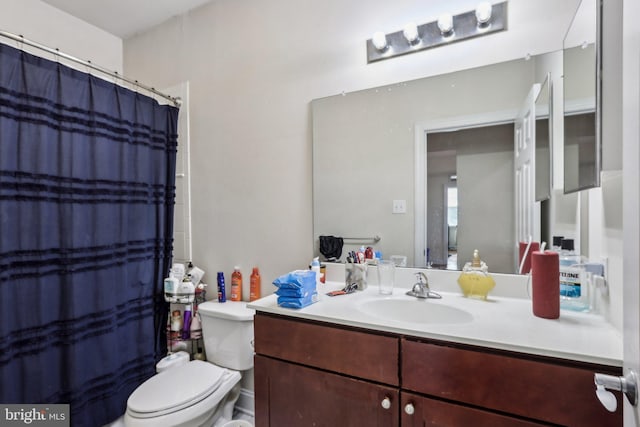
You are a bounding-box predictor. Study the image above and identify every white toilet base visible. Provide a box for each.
[124,369,241,427]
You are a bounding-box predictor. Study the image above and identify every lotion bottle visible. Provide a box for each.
[231,267,243,301]
[250,267,261,302]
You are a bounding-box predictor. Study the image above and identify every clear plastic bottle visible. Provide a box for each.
[250,267,261,302]
[559,239,589,311]
[311,257,321,288]
[231,266,243,301]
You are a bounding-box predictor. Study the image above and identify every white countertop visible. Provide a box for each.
[248,275,622,367]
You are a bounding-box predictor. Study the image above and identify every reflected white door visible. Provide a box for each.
[514,84,541,257]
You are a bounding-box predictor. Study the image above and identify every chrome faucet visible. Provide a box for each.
[406,272,442,299]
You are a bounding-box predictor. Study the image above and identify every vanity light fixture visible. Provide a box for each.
[366,1,507,63]
[403,22,420,45]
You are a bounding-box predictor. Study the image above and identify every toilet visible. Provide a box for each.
[124,301,255,427]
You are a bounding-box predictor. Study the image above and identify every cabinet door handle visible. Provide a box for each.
[381,397,392,409]
[404,403,415,415]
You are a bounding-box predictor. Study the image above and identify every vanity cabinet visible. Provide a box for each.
[254,313,622,427]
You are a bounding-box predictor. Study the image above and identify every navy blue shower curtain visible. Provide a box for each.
[0,43,177,426]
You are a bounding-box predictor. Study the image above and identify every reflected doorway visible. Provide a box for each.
[426,122,515,272]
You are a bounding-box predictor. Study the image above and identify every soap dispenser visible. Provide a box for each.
[457,249,495,300]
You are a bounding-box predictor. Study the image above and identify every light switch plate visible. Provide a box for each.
[392,200,406,214]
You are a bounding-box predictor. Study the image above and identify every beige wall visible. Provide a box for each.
[1,0,122,73]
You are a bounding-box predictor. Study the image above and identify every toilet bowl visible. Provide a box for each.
[124,301,255,427]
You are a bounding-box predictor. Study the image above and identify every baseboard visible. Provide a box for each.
[235,388,254,417]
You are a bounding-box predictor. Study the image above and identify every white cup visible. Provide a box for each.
[377,260,395,295]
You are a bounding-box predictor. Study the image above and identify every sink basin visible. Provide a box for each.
[357,298,473,324]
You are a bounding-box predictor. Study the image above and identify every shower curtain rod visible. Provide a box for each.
[0,29,181,107]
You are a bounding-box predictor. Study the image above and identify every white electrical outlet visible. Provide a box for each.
[392,200,406,214]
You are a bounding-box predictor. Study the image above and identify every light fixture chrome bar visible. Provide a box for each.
[0,29,181,107]
[367,1,508,64]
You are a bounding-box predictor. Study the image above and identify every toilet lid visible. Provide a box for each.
[128,360,225,415]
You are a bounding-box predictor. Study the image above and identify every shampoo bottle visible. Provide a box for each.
[250,267,261,302]
[231,267,243,301]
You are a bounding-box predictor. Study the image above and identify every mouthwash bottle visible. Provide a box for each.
[559,239,590,312]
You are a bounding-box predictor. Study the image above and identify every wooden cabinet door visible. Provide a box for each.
[255,355,400,427]
[401,392,547,427]
[402,338,622,427]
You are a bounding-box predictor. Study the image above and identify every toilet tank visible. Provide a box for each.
[198,301,255,371]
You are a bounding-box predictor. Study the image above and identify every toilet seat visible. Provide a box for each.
[127,360,226,418]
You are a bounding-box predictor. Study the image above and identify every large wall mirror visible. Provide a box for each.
[563,0,602,193]
[313,0,597,273]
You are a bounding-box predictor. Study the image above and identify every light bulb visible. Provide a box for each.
[403,22,420,44]
[372,31,388,50]
[476,2,492,25]
[437,13,454,35]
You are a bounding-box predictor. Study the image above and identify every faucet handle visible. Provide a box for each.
[415,271,429,285]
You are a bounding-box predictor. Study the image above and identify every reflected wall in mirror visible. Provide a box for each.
[312,53,559,273]
[563,0,601,193]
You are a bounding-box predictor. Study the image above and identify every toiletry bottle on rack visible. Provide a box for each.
[182,305,192,340]
[217,272,226,303]
[163,277,179,303]
[178,274,195,303]
[190,306,202,339]
[170,310,182,339]
[250,267,261,302]
[231,267,242,301]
